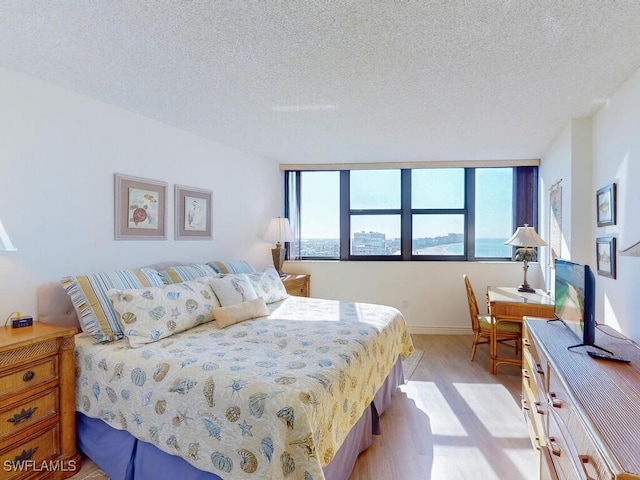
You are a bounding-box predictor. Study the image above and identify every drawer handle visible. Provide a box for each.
[548,392,563,408]
[522,369,530,380]
[7,407,38,425]
[12,447,39,464]
[535,363,544,375]
[523,338,531,347]
[548,437,561,457]
[578,455,597,480]
[534,402,544,415]
[22,370,35,382]
[522,399,530,411]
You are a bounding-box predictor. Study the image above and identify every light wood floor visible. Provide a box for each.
[349,334,538,480]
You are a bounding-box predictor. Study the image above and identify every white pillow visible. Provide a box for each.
[226,267,288,304]
[214,298,270,328]
[208,274,258,306]
[108,278,219,348]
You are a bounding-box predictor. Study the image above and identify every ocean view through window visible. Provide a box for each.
[285,165,536,261]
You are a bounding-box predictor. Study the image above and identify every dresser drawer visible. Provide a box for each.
[0,357,57,403]
[548,368,614,480]
[0,422,60,480]
[0,387,59,442]
[547,409,583,480]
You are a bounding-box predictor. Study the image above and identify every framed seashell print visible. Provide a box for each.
[175,184,212,240]
[115,174,167,240]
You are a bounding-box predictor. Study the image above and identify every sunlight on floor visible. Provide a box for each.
[432,445,503,480]
[401,381,468,437]
[453,383,529,438]
[505,447,538,478]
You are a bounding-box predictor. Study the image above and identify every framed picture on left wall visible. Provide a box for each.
[115,174,167,240]
[175,184,212,240]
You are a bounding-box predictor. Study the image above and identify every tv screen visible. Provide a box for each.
[554,258,596,345]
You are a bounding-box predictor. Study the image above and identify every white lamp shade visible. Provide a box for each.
[0,219,17,251]
[264,217,295,243]
[504,224,547,248]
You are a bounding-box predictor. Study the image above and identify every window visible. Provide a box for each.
[285,166,537,261]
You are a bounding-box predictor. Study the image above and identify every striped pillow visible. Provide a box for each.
[61,268,165,343]
[159,264,218,284]
[207,260,256,274]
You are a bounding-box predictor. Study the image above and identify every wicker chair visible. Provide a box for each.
[464,274,521,362]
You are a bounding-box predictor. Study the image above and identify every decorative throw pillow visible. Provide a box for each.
[208,274,258,306]
[159,264,218,284]
[206,260,256,274]
[214,297,270,328]
[61,267,165,343]
[108,278,220,348]
[230,266,288,304]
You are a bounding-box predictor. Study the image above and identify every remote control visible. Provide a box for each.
[587,351,631,363]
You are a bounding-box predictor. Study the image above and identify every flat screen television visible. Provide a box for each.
[554,258,596,346]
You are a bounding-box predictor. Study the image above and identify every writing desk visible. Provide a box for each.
[487,286,554,374]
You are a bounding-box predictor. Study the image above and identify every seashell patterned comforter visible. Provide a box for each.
[74,295,414,480]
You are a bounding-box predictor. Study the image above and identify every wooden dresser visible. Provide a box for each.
[282,274,310,297]
[0,323,80,479]
[522,318,640,480]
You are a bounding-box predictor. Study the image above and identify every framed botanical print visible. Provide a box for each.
[175,184,212,240]
[115,174,167,240]
[596,183,616,227]
[596,236,616,278]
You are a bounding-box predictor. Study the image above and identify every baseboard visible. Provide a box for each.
[407,325,472,335]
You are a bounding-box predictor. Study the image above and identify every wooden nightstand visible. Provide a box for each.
[282,274,310,297]
[0,323,81,479]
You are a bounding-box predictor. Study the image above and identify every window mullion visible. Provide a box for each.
[465,168,475,260]
[340,171,350,260]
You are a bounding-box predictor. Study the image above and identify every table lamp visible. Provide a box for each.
[0,218,17,251]
[264,217,295,277]
[504,224,547,293]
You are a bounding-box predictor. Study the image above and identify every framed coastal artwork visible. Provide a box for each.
[115,174,167,240]
[596,236,616,279]
[596,183,616,227]
[174,184,212,240]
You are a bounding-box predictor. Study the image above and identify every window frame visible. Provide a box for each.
[285,166,538,262]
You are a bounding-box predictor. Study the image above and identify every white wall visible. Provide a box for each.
[540,66,640,344]
[0,67,281,320]
[592,67,640,342]
[285,260,544,334]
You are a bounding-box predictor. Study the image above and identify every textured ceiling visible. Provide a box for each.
[2,1,640,164]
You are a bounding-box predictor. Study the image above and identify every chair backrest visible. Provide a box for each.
[463,274,481,333]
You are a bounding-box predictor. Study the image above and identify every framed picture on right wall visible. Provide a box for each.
[596,236,616,278]
[596,183,616,227]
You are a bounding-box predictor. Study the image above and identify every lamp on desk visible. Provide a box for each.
[264,217,295,277]
[504,224,547,293]
[0,218,17,252]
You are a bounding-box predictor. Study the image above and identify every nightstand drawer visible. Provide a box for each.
[0,422,60,480]
[0,387,59,442]
[0,357,57,402]
[283,275,309,297]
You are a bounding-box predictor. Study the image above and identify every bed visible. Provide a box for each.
[37,263,414,480]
